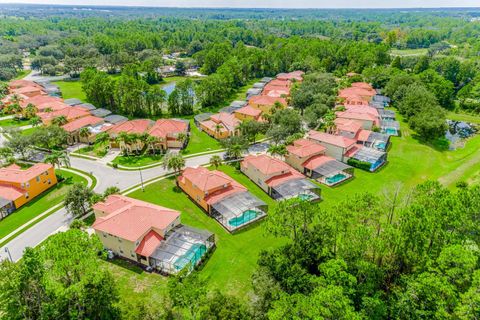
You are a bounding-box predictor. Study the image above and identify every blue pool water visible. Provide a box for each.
[370,159,384,172]
[326,173,347,184]
[298,193,314,201]
[375,142,387,150]
[385,128,397,136]
[228,210,258,227]
[174,243,207,271]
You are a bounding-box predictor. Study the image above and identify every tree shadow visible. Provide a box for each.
[411,133,449,152]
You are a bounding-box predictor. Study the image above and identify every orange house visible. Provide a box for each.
[148,119,190,150]
[234,105,263,122]
[37,106,91,125]
[0,163,57,218]
[248,95,287,115]
[199,112,240,139]
[178,166,267,231]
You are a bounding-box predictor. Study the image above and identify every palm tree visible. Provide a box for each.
[28,116,41,127]
[209,154,223,169]
[177,132,188,147]
[163,152,185,176]
[79,127,91,143]
[214,124,223,138]
[44,107,53,113]
[268,144,287,159]
[146,135,159,154]
[52,116,68,126]
[95,132,110,145]
[321,110,337,134]
[24,103,37,119]
[45,150,70,168]
[6,103,22,119]
[116,132,131,155]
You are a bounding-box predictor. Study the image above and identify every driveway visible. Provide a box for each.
[0,151,224,262]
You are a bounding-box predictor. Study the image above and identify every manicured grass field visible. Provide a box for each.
[390,48,429,56]
[447,111,480,124]
[0,169,88,240]
[182,119,223,155]
[0,118,30,128]
[106,164,280,303]
[20,126,39,136]
[52,80,87,101]
[112,153,164,168]
[99,114,480,305]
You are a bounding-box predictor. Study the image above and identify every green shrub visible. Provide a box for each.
[347,158,372,171]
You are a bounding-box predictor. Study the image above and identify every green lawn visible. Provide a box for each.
[447,111,480,124]
[104,164,280,302]
[112,153,164,168]
[390,48,429,56]
[0,118,30,128]
[0,169,88,240]
[182,119,222,155]
[52,80,87,101]
[75,142,109,158]
[13,70,31,80]
[20,126,39,136]
[96,114,480,305]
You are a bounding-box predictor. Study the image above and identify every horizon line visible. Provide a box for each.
[1,2,480,10]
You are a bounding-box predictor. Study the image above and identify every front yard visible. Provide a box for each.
[0,169,88,241]
[0,118,30,128]
[52,80,87,101]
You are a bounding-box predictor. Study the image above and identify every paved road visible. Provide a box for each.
[0,152,224,262]
[23,70,70,82]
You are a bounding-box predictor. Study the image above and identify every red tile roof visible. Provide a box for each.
[20,95,62,109]
[179,167,246,204]
[286,139,326,158]
[243,155,304,187]
[200,119,227,134]
[38,106,90,123]
[276,71,304,81]
[148,119,188,139]
[351,82,374,90]
[34,101,71,112]
[12,86,46,96]
[344,145,361,158]
[308,130,357,148]
[0,184,25,201]
[249,95,287,107]
[335,118,362,134]
[234,105,262,118]
[9,80,43,89]
[210,112,240,130]
[107,119,153,135]
[0,163,53,184]
[356,129,372,142]
[92,195,180,242]
[302,154,336,171]
[265,89,290,98]
[62,116,104,133]
[336,110,379,124]
[135,230,164,257]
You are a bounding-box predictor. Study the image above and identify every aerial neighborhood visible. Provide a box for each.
[0,6,479,318]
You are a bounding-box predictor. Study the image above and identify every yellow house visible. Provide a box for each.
[199,112,240,140]
[92,194,215,274]
[0,163,57,219]
[248,95,287,115]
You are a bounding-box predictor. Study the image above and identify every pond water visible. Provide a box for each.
[162,82,176,95]
[446,120,477,150]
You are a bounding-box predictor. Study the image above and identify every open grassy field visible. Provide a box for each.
[0,118,30,128]
[98,114,480,305]
[447,111,480,124]
[0,169,87,240]
[182,119,223,155]
[52,80,87,101]
[112,153,164,168]
[390,48,429,56]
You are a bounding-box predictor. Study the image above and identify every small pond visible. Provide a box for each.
[446,120,477,150]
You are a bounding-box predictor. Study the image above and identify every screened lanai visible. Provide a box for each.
[310,160,353,186]
[363,132,390,151]
[351,147,387,172]
[210,191,267,232]
[149,225,215,275]
[380,120,400,136]
[271,178,321,201]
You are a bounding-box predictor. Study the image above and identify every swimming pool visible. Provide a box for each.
[298,193,314,201]
[375,141,387,150]
[174,243,207,271]
[385,128,397,136]
[228,210,259,227]
[326,173,347,185]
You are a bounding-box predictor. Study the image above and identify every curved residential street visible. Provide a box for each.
[0,151,224,262]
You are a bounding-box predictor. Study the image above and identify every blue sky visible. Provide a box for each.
[0,0,478,8]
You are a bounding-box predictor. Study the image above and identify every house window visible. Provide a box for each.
[25,193,29,199]
[119,248,124,254]
[48,179,51,184]
[36,176,40,182]
[26,182,30,188]
[135,240,140,246]
[103,233,107,238]
[118,238,122,243]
